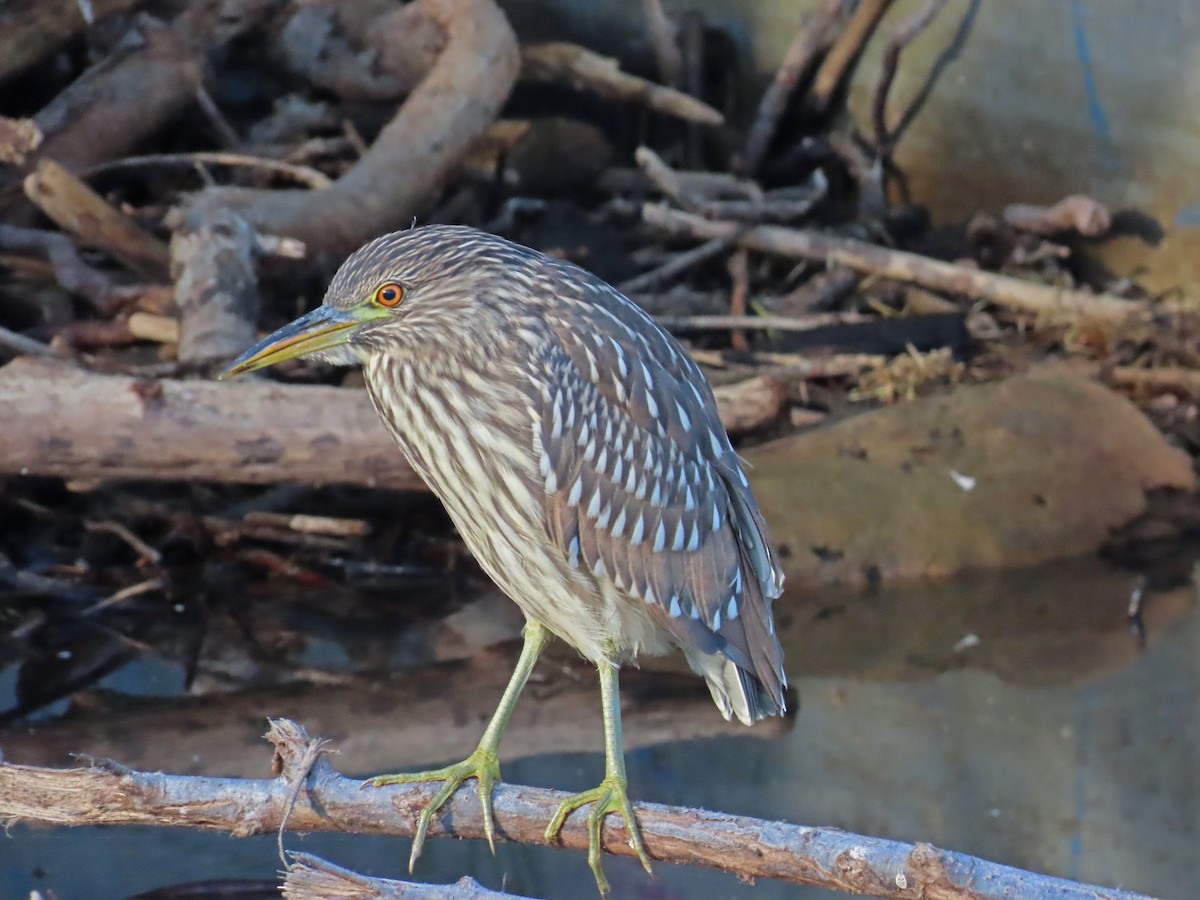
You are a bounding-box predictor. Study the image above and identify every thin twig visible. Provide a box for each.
[82,151,333,189]
[0,223,121,315]
[872,0,950,153]
[617,237,729,294]
[679,10,706,169]
[690,348,884,378]
[273,720,334,867]
[636,148,825,222]
[740,0,845,175]
[641,0,682,87]
[807,0,893,117]
[727,248,751,351]
[877,0,978,157]
[79,577,165,617]
[521,42,722,125]
[0,326,58,359]
[658,312,870,332]
[193,85,243,149]
[83,520,163,565]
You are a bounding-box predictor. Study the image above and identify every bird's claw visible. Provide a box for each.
[363,745,502,869]
[544,774,653,897]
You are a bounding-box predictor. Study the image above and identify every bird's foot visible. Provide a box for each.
[544,774,653,897]
[363,744,502,869]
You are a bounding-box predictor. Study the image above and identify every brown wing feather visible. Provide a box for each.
[531,274,786,712]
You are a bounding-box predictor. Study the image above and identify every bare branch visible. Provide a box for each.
[807,0,893,117]
[184,0,520,257]
[31,1,281,169]
[0,720,1152,900]
[0,0,148,84]
[521,42,723,125]
[23,159,171,282]
[641,0,683,87]
[0,326,58,359]
[740,0,845,175]
[617,237,730,294]
[642,204,1157,324]
[871,0,950,153]
[0,223,121,315]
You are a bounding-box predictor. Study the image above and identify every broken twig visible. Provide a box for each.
[521,42,723,125]
[24,160,171,282]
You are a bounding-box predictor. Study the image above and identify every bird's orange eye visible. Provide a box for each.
[374,282,404,307]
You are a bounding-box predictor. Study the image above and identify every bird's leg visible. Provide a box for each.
[544,660,653,896]
[363,619,549,869]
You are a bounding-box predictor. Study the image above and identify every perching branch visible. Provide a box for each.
[0,719,1151,900]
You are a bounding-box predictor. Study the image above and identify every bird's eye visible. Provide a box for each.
[374,282,404,307]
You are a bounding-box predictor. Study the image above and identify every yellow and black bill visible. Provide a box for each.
[219,306,362,380]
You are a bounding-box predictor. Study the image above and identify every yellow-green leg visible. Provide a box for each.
[544,661,653,896]
[364,619,549,869]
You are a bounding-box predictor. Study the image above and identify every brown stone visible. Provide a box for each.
[747,372,1195,588]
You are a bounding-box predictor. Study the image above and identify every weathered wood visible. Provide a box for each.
[644,204,1156,323]
[0,357,420,490]
[0,0,148,84]
[710,375,788,435]
[31,0,281,170]
[284,855,537,900]
[521,42,723,125]
[23,160,170,281]
[0,719,1153,900]
[171,210,259,366]
[185,0,520,257]
[0,358,783,488]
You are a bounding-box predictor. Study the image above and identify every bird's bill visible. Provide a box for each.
[219,306,361,379]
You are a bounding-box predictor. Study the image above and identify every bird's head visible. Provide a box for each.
[220,225,529,379]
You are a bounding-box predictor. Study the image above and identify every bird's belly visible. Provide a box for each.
[368,370,667,662]
[436,470,670,665]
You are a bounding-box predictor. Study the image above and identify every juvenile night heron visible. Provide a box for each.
[223,225,787,893]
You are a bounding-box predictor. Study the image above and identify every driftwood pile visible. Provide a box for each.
[0,1,1195,898]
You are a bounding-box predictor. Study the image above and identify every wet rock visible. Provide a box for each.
[747,371,1195,588]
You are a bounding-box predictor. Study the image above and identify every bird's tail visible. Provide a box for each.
[685,650,787,726]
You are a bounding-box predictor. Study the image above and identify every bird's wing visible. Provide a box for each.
[531,288,785,708]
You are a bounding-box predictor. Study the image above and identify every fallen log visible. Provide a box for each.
[0,357,418,490]
[0,357,783,487]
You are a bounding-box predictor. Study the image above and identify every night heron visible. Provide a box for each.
[222,225,787,894]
